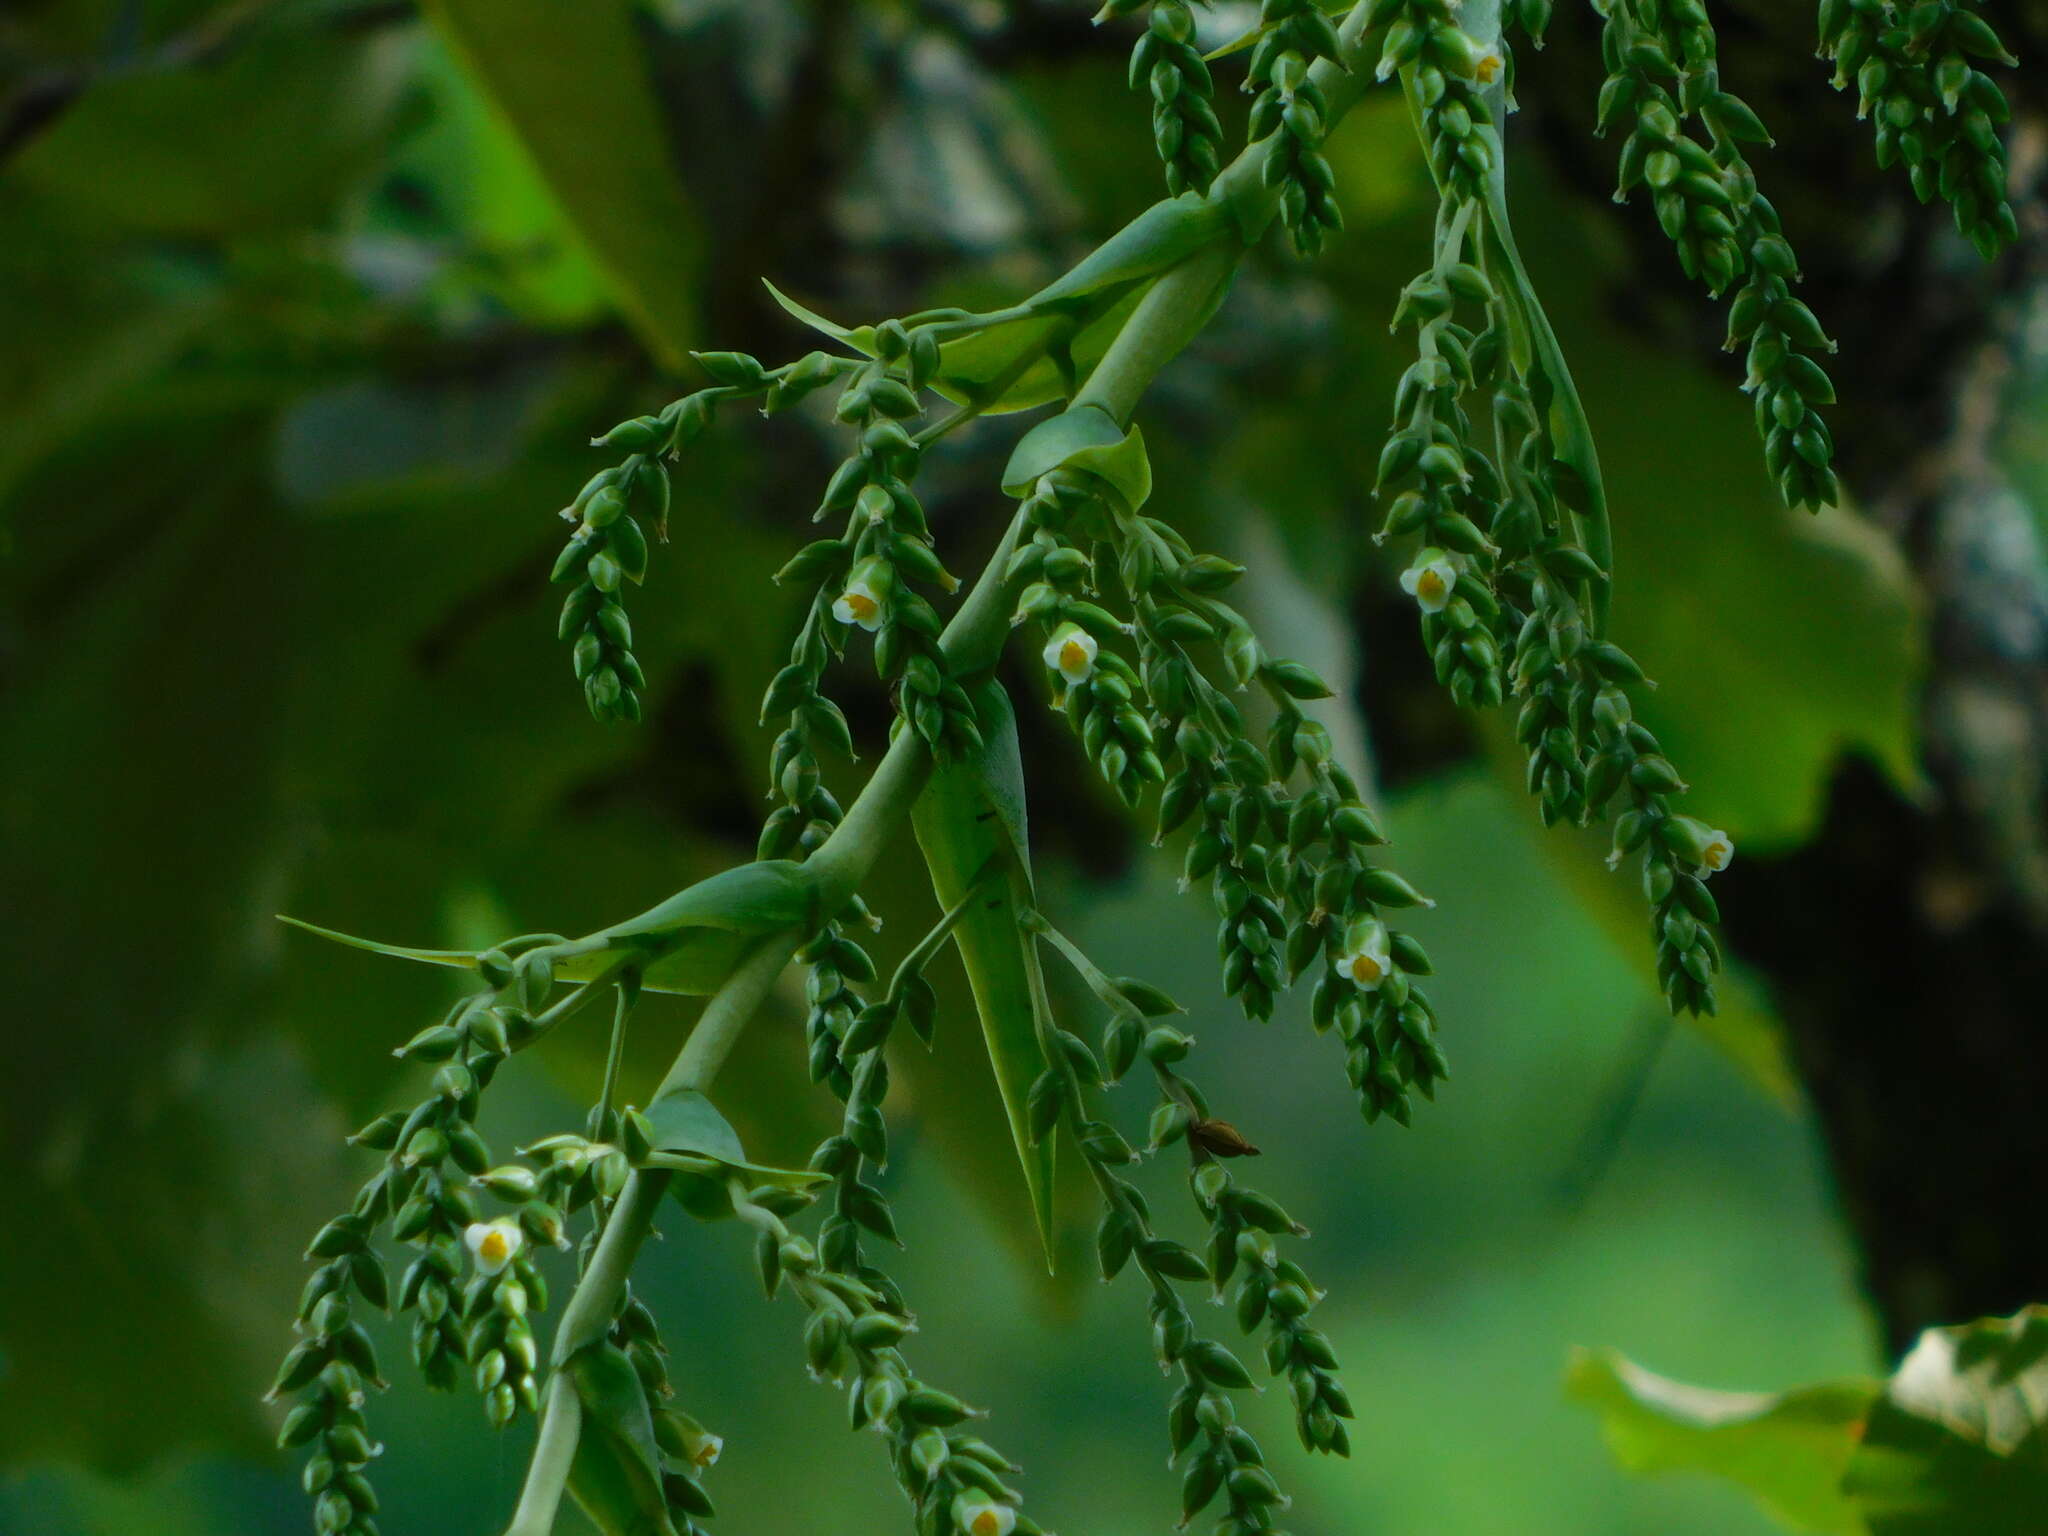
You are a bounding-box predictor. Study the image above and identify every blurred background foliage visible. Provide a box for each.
[1,0,2040,1533]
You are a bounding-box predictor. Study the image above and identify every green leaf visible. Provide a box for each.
[422,0,703,369]
[910,680,1058,1264]
[282,859,822,997]
[1573,1309,2048,1534]
[1845,1307,2048,1534]
[568,1343,679,1536]
[1567,1347,1879,1534]
[10,24,410,238]
[1062,423,1154,514]
[639,1085,830,1221]
[1001,405,1128,497]
[762,279,876,354]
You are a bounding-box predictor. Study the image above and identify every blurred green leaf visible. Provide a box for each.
[422,0,703,369]
[397,35,612,330]
[1574,1309,2048,1534]
[1567,1347,1878,1533]
[10,20,411,237]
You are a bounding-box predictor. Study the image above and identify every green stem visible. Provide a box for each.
[503,1376,581,1536]
[1072,239,1245,427]
[504,934,796,1536]
[593,979,636,1136]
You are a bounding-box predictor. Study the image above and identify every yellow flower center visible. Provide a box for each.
[842,591,878,623]
[479,1228,511,1265]
[1417,569,1447,602]
[1476,50,1504,84]
[1349,952,1383,984]
[1060,638,1090,673]
[968,1510,1004,1536]
[1703,839,1731,870]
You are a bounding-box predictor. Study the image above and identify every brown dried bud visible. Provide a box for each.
[1188,1119,1260,1158]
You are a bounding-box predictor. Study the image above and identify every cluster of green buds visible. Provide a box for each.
[562,343,865,732]
[731,1182,1037,1536]
[1584,682,1733,1015]
[804,941,910,1289]
[1372,0,1502,195]
[1821,0,2020,258]
[1026,917,1335,1531]
[1246,0,1348,254]
[1012,475,1286,1023]
[811,322,980,758]
[799,921,881,1105]
[806,896,961,1294]
[272,1221,385,1536]
[613,1290,722,1534]
[270,929,655,1530]
[1377,240,1508,711]
[1194,1158,1351,1458]
[1010,475,1165,809]
[554,419,674,722]
[1364,0,1737,1017]
[1592,0,1841,509]
[1104,0,1226,197]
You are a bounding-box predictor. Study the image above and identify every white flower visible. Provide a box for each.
[833,572,887,632]
[953,1496,1018,1536]
[1666,815,1736,876]
[1399,551,1459,615]
[1336,926,1393,991]
[464,1218,524,1276]
[685,1430,723,1469]
[1475,48,1505,84]
[1042,622,1098,684]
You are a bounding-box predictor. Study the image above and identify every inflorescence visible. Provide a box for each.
[275,3,2017,1534]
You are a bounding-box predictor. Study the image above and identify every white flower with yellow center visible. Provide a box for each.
[464,1218,524,1277]
[1337,925,1393,991]
[953,1495,1018,1536]
[1475,48,1505,84]
[1042,621,1098,685]
[833,569,888,631]
[684,1429,723,1469]
[1666,815,1736,876]
[1399,550,1459,615]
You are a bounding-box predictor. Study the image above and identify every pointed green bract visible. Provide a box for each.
[280,859,821,999]
[910,680,1058,1263]
[566,1343,678,1536]
[422,0,702,369]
